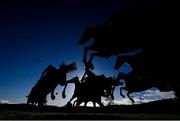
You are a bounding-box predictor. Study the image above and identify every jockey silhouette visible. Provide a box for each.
[40,65,56,80]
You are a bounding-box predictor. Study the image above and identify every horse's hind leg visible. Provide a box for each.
[92,101,96,107]
[84,101,88,107]
[127,92,135,103]
[96,97,104,107]
[97,101,104,107]
[73,100,77,107]
[69,94,76,104]
[120,87,126,98]
[110,87,115,100]
[75,100,82,107]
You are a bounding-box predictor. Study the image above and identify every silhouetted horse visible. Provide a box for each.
[79,3,173,70]
[27,62,77,107]
[27,82,47,106]
[79,0,180,100]
[78,0,157,69]
[114,47,180,99]
[79,25,140,70]
[66,77,106,107]
[117,71,173,103]
[66,69,121,107]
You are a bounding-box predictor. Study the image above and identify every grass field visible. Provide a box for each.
[0,99,179,119]
[0,110,179,120]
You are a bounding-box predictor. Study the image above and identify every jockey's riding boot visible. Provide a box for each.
[87,62,94,70]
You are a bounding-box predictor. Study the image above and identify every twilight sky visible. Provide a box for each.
[0,0,175,106]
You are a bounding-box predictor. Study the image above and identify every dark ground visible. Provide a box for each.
[0,99,179,120]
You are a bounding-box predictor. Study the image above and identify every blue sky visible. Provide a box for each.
[0,0,175,106]
[0,0,131,105]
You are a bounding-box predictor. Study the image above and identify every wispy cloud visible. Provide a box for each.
[102,87,176,106]
[0,99,13,104]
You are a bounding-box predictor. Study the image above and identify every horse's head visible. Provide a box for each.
[59,62,77,73]
[79,26,95,46]
[116,72,126,81]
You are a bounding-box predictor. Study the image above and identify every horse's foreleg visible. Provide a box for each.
[50,89,55,100]
[87,52,102,70]
[68,94,76,104]
[120,87,126,98]
[110,87,115,100]
[75,100,82,107]
[84,101,88,107]
[98,102,104,107]
[73,99,77,107]
[62,83,67,99]
[127,92,135,103]
[83,47,89,64]
[93,101,96,107]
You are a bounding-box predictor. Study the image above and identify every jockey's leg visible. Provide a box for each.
[83,47,89,64]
